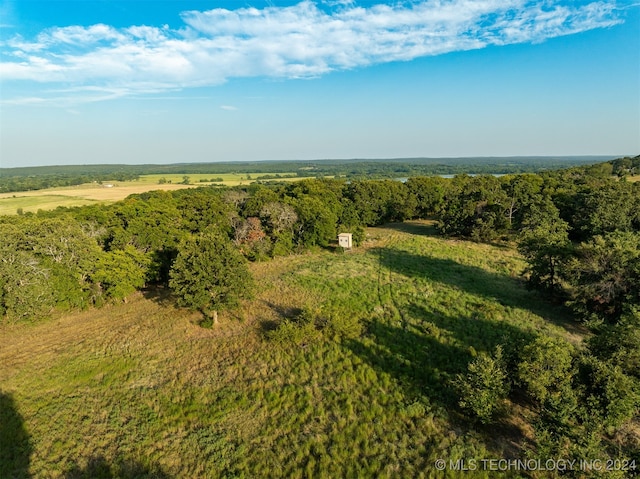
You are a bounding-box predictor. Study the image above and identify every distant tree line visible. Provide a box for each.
[0,173,139,193]
[612,155,640,177]
[0,156,615,193]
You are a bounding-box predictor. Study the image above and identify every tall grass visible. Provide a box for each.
[0,221,581,477]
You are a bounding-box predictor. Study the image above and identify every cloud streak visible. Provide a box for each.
[0,0,623,103]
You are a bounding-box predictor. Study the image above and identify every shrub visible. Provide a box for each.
[577,356,639,431]
[457,345,510,423]
[517,336,575,404]
[267,307,323,347]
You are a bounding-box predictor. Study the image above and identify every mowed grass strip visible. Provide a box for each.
[0,222,582,478]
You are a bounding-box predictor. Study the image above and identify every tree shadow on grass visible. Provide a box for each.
[345,306,534,412]
[141,285,176,307]
[372,246,584,337]
[344,244,557,455]
[344,307,535,457]
[0,391,32,479]
[375,246,522,306]
[262,301,303,321]
[64,454,171,479]
[345,319,464,408]
[258,301,305,334]
[382,220,439,237]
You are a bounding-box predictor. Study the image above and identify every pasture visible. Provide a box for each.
[0,222,583,478]
[0,173,309,215]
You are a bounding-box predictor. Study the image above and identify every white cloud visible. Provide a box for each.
[1,96,48,105]
[220,105,238,111]
[0,0,623,103]
[45,23,126,45]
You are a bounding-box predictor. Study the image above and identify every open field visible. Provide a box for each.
[0,173,310,215]
[0,183,196,216]
[0,221,587,478]
[136,173,300,186]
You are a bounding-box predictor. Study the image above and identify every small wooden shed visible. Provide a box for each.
[338,233,353,249]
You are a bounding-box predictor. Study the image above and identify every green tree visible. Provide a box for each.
[92,246,151,301]
[518,335,578,437]
[0,250,54,322]
[107,192,184,283]
[345,180,413,226]
[439,175,510,241]
[566,231,640,323]
[4,216,103,312]
[169,231,253,324]
[21,215,102,272]
[241,186,279,218]
[500,173,543,229]
[290,195,338,248]
[457,346,510,423]
[518,336,575,404]
[517,200,571,295]
[174,189,232,234]
[405,176,448,218]
[587,309,640,379]
[577,356,638,431]
[109,192,183,253]
[571,181,637,241]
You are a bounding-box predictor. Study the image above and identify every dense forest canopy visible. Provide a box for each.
[1,154,639,475]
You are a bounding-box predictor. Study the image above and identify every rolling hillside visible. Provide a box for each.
[0,221,588,478]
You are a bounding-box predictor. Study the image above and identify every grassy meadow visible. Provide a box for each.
[0,173,310,215]
[0,221,585,478]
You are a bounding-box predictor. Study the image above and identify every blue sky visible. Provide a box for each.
[0,0,638,168]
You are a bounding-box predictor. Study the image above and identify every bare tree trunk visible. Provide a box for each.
[212,310,218,325]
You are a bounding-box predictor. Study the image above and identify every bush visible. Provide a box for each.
[517,336,575,404]
[587,309,640,379]
[267,301,365,346]
[457,345,510,423]
[267,307,323,347]
[577,356,639,431]
[325,312,364,340]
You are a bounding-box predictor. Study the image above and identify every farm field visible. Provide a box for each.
[0,221,585,478]
[0,173,309,215]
